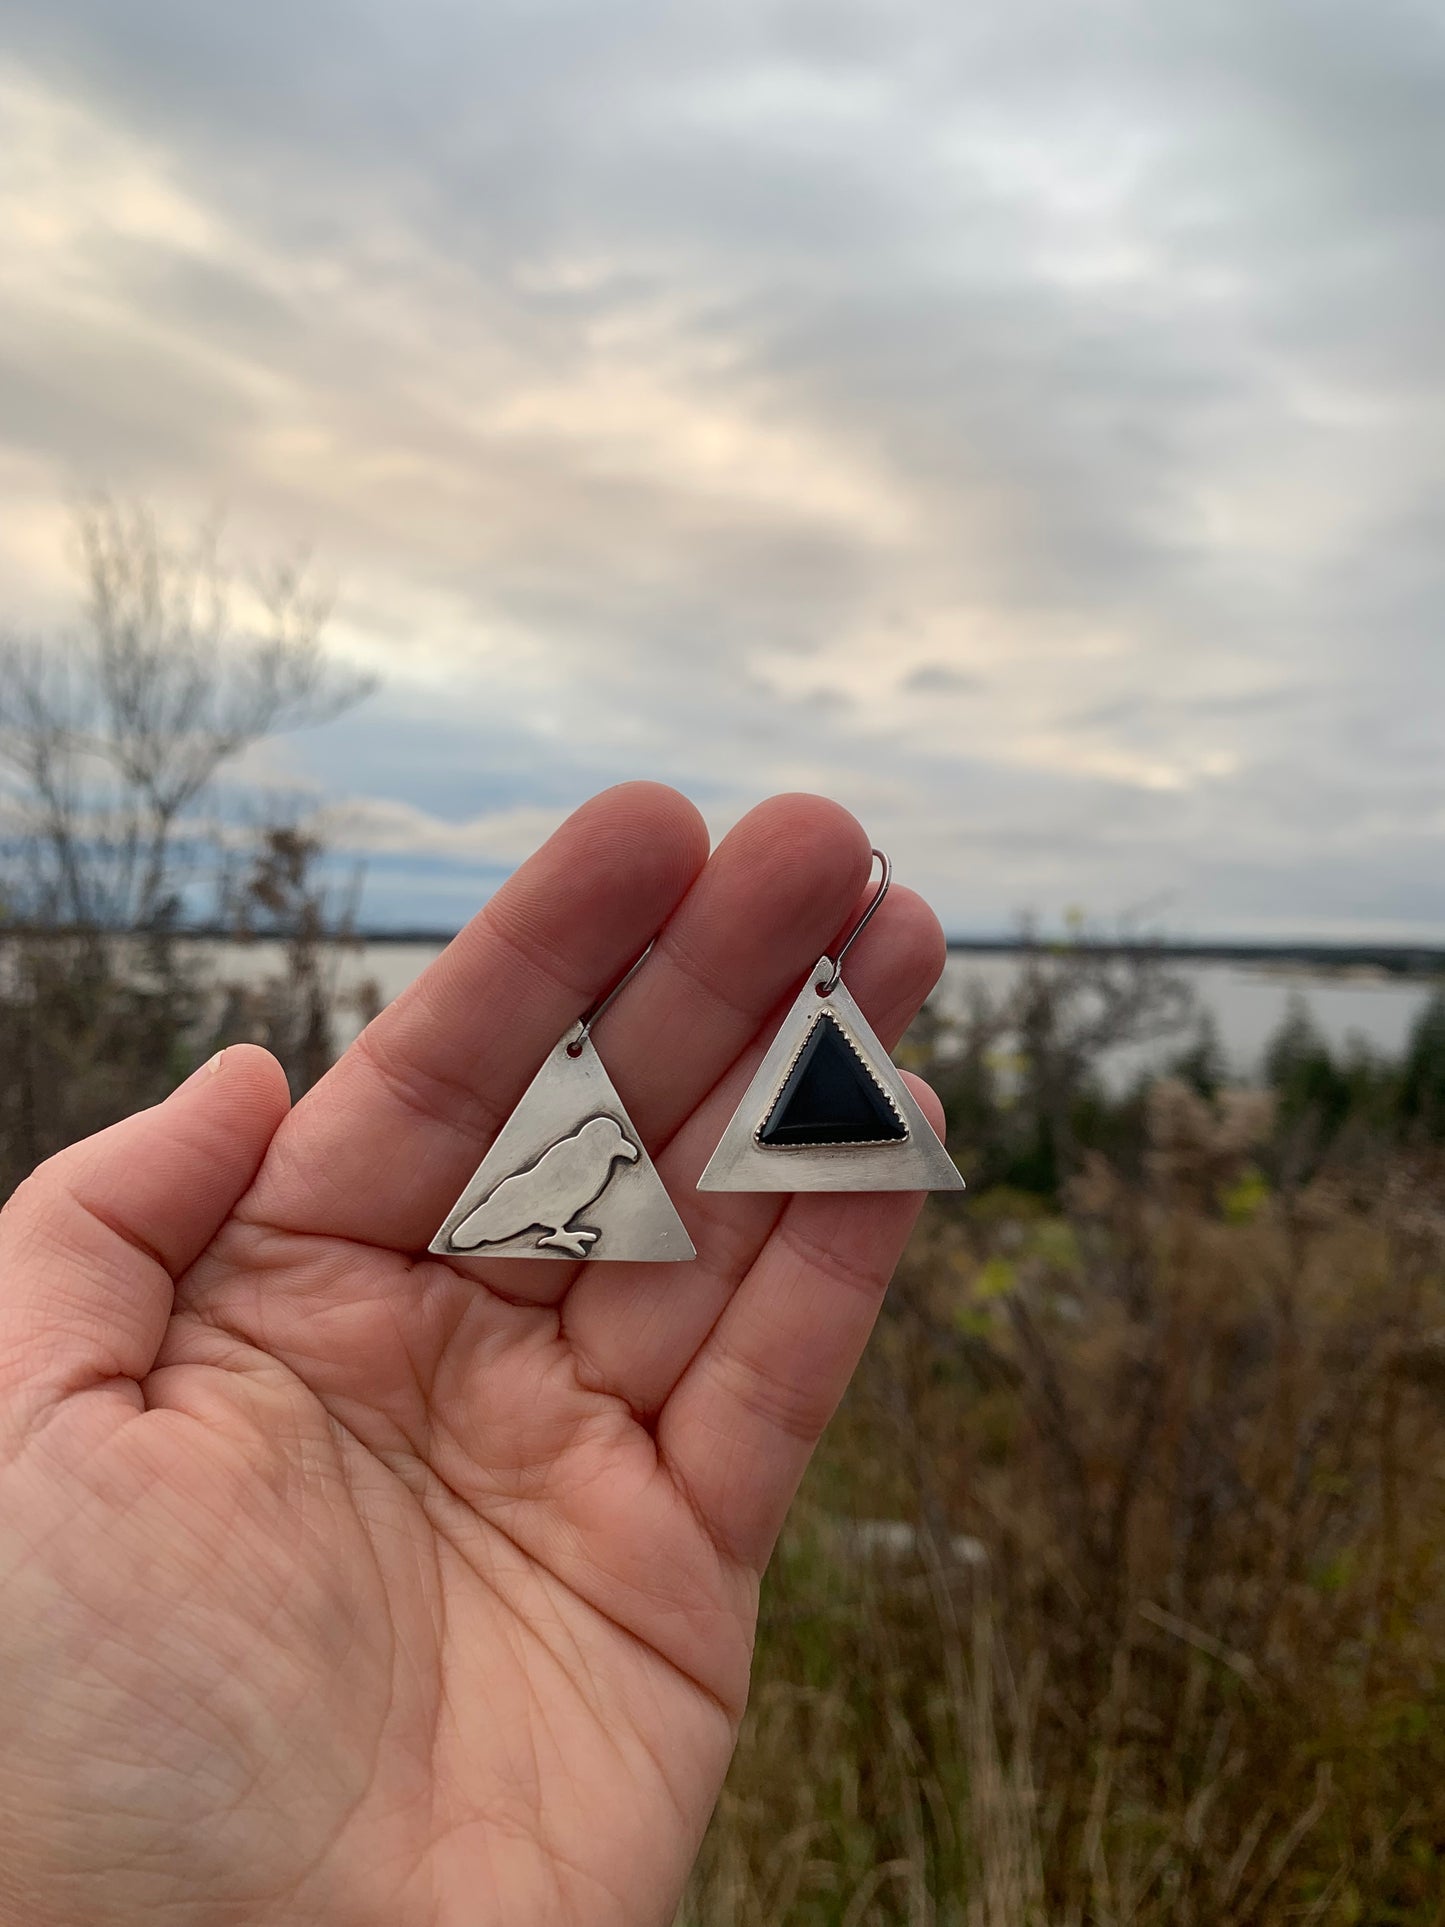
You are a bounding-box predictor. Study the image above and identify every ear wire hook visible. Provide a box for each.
[569,940,656,1055]
[817,849,891,997]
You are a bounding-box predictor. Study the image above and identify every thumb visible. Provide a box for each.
[0,1045,290,1438]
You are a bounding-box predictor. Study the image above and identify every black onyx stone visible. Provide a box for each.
[758,1013,908,1147]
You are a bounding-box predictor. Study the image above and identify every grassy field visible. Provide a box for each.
[684,1074,1445,1925]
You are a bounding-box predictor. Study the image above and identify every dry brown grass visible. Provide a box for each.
[684,1090,1445,1925]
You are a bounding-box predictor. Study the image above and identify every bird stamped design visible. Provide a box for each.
[447,1114,640,1257]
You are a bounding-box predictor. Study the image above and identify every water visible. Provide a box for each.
[933,953,1437,1083]
[209,940,1439,1081]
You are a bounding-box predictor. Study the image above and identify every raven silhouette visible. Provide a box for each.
[448,1114,640,1257]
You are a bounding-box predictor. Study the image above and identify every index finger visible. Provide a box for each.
[240,782,710,1244]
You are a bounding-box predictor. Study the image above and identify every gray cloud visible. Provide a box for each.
[1,0,1442,933]
[903,665,987,696]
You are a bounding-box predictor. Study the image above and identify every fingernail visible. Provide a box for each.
[183,1051,224,1086]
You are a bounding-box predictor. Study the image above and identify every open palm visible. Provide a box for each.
[0,786,945,1927]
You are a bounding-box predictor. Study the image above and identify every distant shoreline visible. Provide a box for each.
[346,933,1445,975]
[6,927,1442,977]
[268,931,1445,977]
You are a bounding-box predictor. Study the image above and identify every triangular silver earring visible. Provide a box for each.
[430,952,695,1262]
[698,852,965,1194]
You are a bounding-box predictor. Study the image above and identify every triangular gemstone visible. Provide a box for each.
[758,1012,908,1148]
[699,957,962,1192]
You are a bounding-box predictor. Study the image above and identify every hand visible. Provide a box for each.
[0,786,945,1927]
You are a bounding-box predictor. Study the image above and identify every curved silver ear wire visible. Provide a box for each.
[816,849,891,997]
[696,836,963,1192]
[568,941,656,1056]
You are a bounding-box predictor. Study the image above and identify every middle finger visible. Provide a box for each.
[456,790,875,1305]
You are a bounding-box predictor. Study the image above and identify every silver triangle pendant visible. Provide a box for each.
[429,1021,696,1262]
[698,848,963,1195]
[697,958,964,1193]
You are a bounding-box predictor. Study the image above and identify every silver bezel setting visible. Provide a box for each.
[697,957,966,1194]
[752,1007,910,1150]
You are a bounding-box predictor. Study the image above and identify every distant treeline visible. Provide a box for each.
[929,948,1445,1202]
[326,931,1445,976]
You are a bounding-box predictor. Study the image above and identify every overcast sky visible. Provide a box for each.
[2,0,1443,935]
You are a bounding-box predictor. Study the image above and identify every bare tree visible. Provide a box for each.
[0,497,373,933]
[919,918,1196,1195]
[0,497,375,1191]
[214,812,371,1098]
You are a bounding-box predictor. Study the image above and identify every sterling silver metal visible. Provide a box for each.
[698,844,964,1195]
[448,1113,640,1256]
[697,957,963,1192]
[429,1022,695,1262]
[817,849,891,997]
[575,942,654,1049]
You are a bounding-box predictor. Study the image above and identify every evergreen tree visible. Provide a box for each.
[1263,995,1353,1142]
[1400,986,1445,1141]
